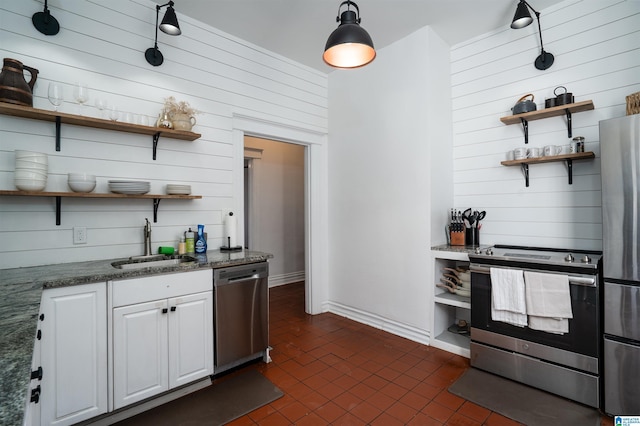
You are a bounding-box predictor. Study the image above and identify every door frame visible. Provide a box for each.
[232,114,328,315]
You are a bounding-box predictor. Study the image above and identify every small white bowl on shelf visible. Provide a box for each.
[68,173,96,193]
[15,178,47,192]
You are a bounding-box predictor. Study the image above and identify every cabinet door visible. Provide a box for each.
[112,299,169,409]
[40,283,107,426]
[168,291,213,388]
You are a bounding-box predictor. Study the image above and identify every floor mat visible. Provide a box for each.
[114,369,283,425]
[448,368,601,426]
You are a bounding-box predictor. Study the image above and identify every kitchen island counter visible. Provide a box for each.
[0,250,272,426]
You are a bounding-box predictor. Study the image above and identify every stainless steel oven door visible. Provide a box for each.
[470,264,600,358]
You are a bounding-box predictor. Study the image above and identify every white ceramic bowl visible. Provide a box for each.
[15,178,47,191]
[68,173,96,182]
[15,160,48,171]
[15,169,48,179]
[68,180,96,192]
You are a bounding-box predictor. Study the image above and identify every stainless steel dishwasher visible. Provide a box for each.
[213,261,269,372]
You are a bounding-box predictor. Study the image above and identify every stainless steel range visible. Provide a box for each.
[468,245,603,408]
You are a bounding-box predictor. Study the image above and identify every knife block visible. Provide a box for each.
[450,230,465,246]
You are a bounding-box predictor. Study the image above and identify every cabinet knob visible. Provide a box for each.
[162,308,168,314]
[30,385,41,403]
[170,306,176,312]
[30,366,43,381]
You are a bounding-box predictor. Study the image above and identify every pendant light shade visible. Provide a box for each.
[323,1,376,69]
[145,1,181,67]
[32,0,60,36]
[159,3,181,35]
[511,0,533,29]
[510,0,554,70]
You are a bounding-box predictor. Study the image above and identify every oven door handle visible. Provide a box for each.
[469,265,596,287]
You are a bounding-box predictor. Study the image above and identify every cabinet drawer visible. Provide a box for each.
[112,269,212,307]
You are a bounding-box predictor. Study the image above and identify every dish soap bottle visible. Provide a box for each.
[185,228,195,253]
[195,224,207,253]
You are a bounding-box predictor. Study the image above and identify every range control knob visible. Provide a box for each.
[474,247,482,255]
[565,253,574,262]
[581,255,592,264]
[485,248,493,256]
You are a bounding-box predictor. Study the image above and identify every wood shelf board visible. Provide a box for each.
[0,103,201,141]
[501,151,595,166]
[500,100,594,125]
[433,331,470,354]
[0,190,202,200]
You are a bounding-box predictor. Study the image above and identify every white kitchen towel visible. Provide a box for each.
[524,271,572,334]
[490,268,527,327]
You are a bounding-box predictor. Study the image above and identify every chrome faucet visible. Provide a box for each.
[143,218,152,256]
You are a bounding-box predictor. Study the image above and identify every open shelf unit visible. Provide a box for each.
[0,103,201,160]
[0,190,202,225]
[500,100,594,143]
[501,151,595,187]
[431,249,471,358]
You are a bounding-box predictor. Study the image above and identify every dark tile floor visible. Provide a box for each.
[227,282,614,425]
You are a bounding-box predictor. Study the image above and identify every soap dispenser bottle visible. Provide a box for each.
[195,224,207,253]
[185,228,195,253]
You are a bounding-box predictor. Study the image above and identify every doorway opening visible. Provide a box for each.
[244,137,306,292]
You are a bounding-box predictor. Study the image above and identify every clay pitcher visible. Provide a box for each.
[0,58,39,107]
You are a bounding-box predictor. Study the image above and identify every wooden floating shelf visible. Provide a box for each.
[500,100,594,125]
[501,152,595,187]
[0,190,202,225]
[0,103,200,159]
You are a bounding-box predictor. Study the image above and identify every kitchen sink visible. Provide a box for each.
[111,254,198,270]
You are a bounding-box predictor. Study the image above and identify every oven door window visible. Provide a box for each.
[471,271,600,357]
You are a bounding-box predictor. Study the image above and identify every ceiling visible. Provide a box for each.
[155,0,558,73]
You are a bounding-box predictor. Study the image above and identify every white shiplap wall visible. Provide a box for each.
[0,0,327,269]
[450,0,640,251]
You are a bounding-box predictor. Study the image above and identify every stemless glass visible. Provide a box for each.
[48,82,63,111]
[73,82,89,115]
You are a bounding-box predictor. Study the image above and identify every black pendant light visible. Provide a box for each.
[510,0,554,70]
[323,1,376,69]
[32,0,60,36]
[145,1,182,67]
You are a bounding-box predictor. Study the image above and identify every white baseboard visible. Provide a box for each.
[322,301,431,345]
[268,270,305,287]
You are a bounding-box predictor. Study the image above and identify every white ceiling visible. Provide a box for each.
[155,0,558,73]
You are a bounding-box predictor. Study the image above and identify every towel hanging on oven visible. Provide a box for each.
[524,271,572,334]
[490,268,527,327]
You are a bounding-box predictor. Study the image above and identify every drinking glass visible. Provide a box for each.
[108,105,119,121]
[73,82,89,115]
[95,98,107,119]
[48,82,63,111]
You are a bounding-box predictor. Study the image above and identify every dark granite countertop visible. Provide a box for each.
[0,250,272,426]
[431,244,490,254]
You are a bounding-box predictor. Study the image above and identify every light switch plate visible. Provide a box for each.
[73,226,87,244]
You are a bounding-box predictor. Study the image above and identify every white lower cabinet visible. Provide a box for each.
[39,282,108,426]
[111,269,213,410]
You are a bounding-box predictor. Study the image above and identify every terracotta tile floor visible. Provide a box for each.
[228,282,614,426]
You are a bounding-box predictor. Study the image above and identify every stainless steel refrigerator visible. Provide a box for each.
[600,114,640,416]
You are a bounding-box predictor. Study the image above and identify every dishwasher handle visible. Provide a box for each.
[228,273,261,282]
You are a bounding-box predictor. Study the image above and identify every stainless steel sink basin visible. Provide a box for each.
[111,254,198,270]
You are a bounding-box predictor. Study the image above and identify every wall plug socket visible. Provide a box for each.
[73,226,87,244]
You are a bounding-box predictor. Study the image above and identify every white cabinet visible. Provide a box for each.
[111,269,213,410]
[430,250,471,358]
[38,282,108,426]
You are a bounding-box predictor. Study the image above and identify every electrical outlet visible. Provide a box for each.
[73,226,87,244]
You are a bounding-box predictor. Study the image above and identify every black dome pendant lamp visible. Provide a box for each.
[511,0,554,70]
[323,1,376,69]
[145,1,182,67]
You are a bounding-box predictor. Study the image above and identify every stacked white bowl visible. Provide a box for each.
[15,150,48,191]
[68,173,97,193]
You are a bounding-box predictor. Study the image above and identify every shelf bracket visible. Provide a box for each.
[565,159,574,184]
[152,132,161,160]
[520,163,530,187]
[519,118,529,144]
[153,198,161,222]
[565,109,573,138]
[55,116,61,151]
[55,196,61,225]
